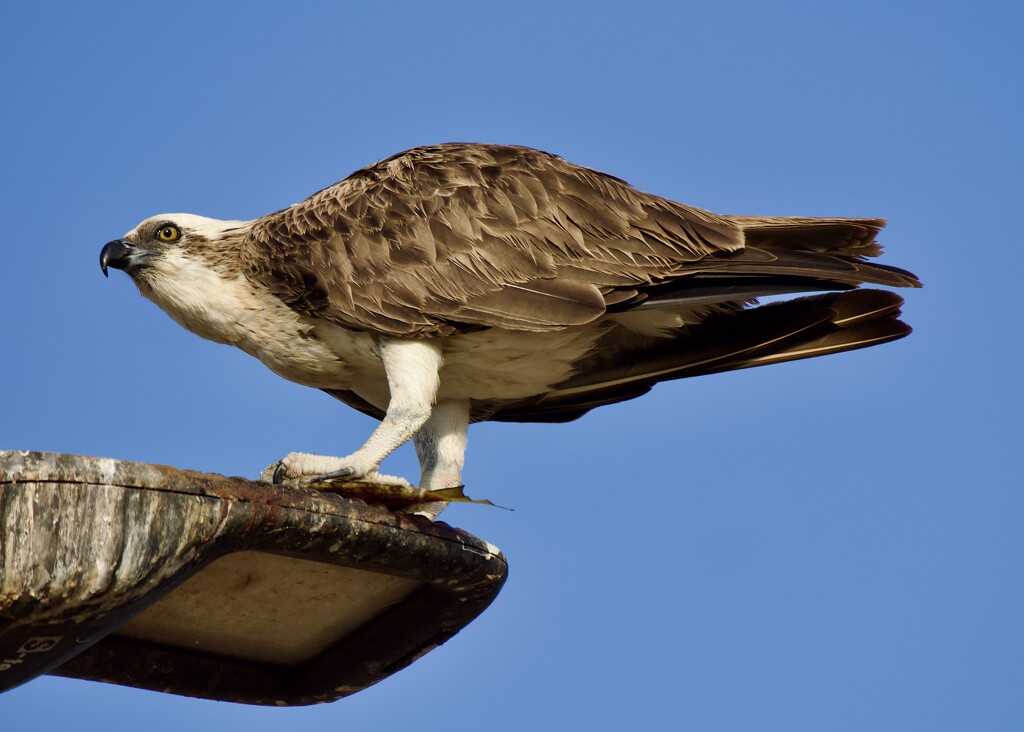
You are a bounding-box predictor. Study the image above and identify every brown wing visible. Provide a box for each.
[241,143,745,337]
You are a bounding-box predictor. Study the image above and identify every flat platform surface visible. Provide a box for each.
[0,450,507,706]
[116,551,424,665]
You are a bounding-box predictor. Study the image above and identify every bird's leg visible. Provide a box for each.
[268,338,442,485]
[407,399,471,519]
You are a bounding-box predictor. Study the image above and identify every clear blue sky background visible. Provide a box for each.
[2,2,1020,730]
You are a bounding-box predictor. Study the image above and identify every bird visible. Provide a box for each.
[100,143,920,515]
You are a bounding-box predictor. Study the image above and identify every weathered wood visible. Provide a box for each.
[0,451,507,705]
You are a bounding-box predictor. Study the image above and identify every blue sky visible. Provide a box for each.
[2,2,1020,730]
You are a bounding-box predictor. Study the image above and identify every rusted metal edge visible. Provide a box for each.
[0,450,496,550]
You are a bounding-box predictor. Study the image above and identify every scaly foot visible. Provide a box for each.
[261,452,413,488]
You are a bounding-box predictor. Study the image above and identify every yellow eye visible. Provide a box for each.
[156,224,180,242]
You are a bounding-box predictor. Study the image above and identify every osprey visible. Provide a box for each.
[101,143,920,512]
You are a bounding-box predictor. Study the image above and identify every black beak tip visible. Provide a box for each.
[100,239,131,278]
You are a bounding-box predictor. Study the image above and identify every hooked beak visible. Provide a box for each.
[100,238,137,277]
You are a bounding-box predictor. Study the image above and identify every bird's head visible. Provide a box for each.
[100,213,248,279]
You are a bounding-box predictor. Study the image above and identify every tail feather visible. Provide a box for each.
[620,214,920,314]
[728,215,886,255]
[679,247,921,290]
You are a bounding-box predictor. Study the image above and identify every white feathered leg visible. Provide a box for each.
[268,338,443,484]
[407,399,470,518]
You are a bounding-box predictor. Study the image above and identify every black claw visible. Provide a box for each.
[310,467,355,483]
[272,462,287,485]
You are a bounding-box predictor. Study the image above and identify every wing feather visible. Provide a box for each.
[242,143,744,336]
[242,143,920,338]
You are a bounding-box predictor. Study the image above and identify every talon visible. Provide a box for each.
[272,462,288,485]
[311,467,356,483]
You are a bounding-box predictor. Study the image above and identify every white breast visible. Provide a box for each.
[137,250,379,389]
